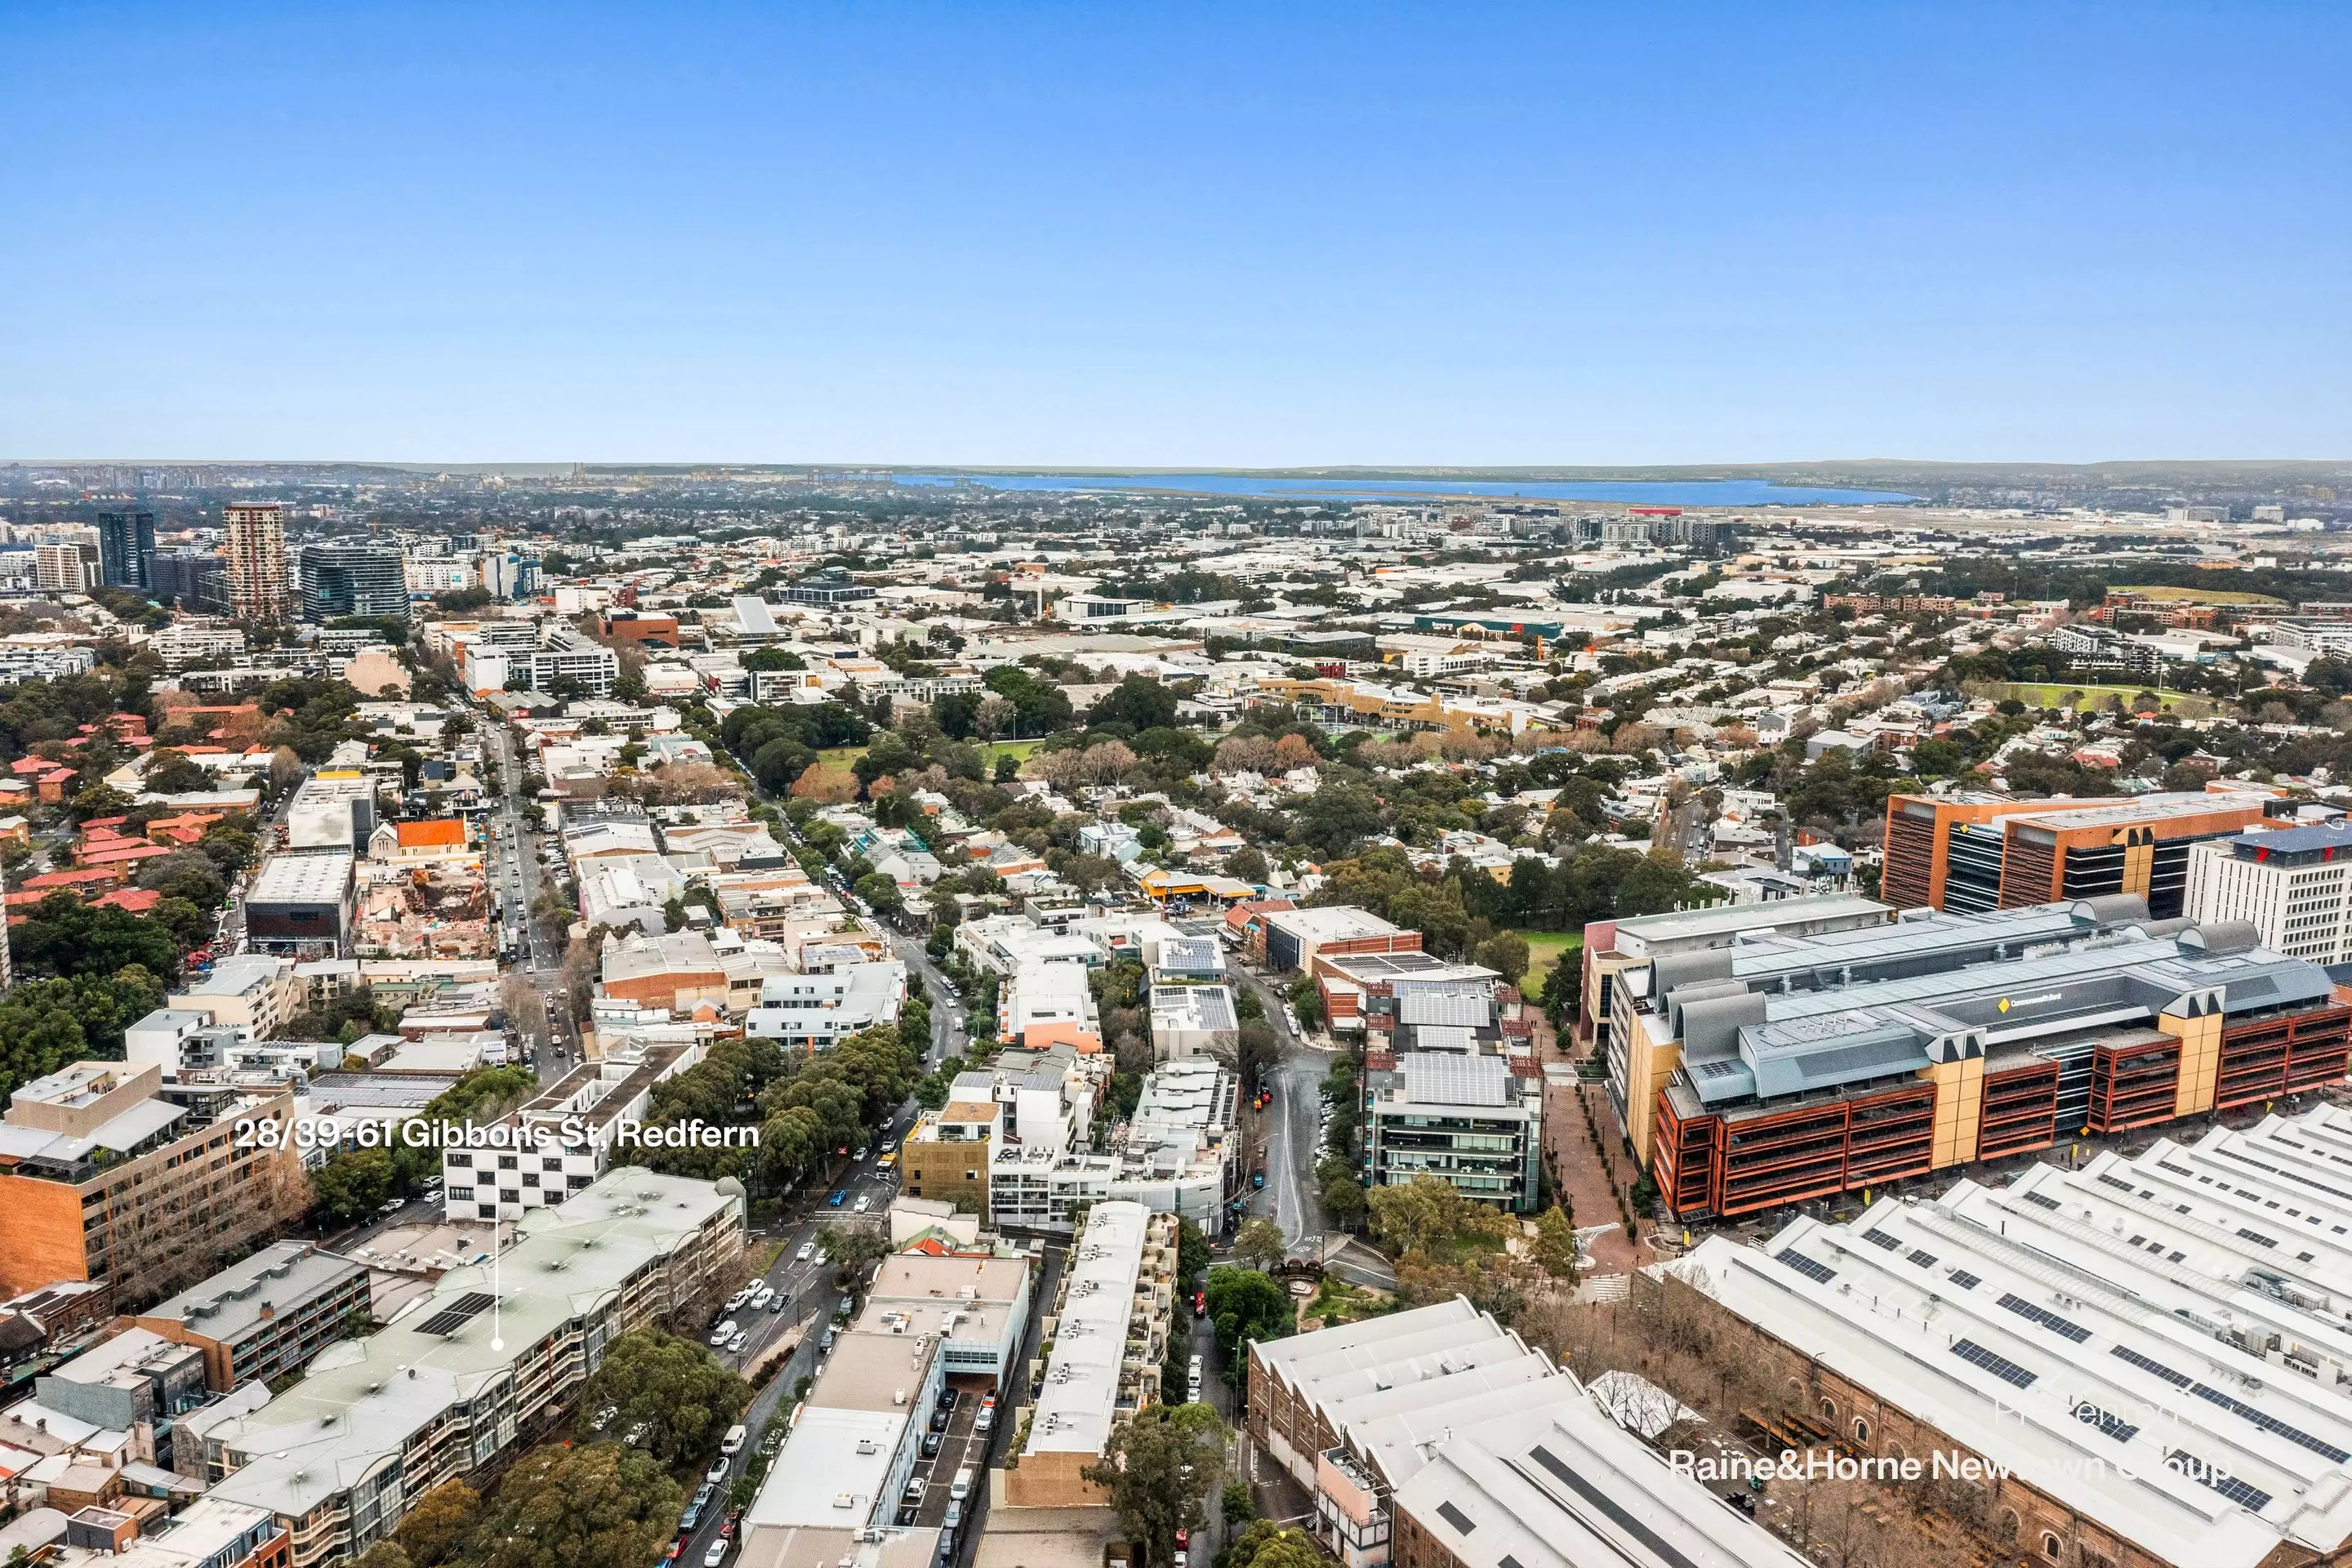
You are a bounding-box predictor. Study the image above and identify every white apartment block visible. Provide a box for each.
[2187,820,2352,963]
[441,1040,699,1223]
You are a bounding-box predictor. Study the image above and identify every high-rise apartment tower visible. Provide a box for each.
[221,503,289,622]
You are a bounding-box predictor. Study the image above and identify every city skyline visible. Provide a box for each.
[5,2,2349,466]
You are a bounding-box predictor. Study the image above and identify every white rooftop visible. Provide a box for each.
[1023,1200,1150,1458]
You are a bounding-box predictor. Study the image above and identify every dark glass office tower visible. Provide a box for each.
[97,510,157,590]
[300,540,410,622]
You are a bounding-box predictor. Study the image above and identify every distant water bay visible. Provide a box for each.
[891,473,1918,506]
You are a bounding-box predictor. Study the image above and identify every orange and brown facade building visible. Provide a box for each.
[0,1062,306,1306]
[1880,790,2278,918]
[1606,898,2351,1223]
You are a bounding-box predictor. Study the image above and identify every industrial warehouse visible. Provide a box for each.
[1672,1103,2352,1568]
[1609,896,2352,1222]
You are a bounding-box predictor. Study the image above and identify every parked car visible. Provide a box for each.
[721,1424,747,1456]
[921,1431,943,1459]
[708,1321,737,1347]
[903,1478,928,1504]
[704,1541,728,1567]
[706,1458,731,1486]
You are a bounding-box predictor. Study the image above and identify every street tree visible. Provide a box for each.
[575,1330,748,1469]
[467,1441,681,1568]
[1082,1401,1226,1568]
[819,1218,890,1283]
[1202,1266,1292,1390]
[391,1480,479,1567]
[1232,1218,1287,1272]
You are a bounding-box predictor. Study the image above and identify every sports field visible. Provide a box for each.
[1997,683,2222,718]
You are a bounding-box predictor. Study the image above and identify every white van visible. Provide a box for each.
[949,1466,973,1502]
[720,1423,748,1456]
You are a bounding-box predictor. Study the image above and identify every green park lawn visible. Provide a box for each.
[1513,930,1583,996]
[977,738,1044,773]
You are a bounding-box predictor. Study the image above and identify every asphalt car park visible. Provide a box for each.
[903,1376,993,1531]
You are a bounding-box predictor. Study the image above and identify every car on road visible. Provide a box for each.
[828,1191,847,1207]
[880,1138,898,1155]
[853,1195,871,1214]
[796,1241,816,1263]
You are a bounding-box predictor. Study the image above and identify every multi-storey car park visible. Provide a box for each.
[1673,1104,2352,1568]
[1609,897,2352,1223]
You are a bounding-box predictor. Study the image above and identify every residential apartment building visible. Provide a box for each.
[1879,790,2275,916]
[1110,1058,1240,1234]
[442,1040,698,1223]
[527,624,620,697]
[1316,951,1498,1049]
[208,1169,744,1568]
[901,1096,1000,1218]
[1673,1108,2352,1568]
[2187,818,2352,963]
[1361,1053,1542,1214]
[47,1495,291,1568]
[36,539,100,593]
[222,503,290,623]
[742,961,907,1050]
[149,548,232,614]
[0,1062,305,1303]
[167,955,305,1040]
[1628,899,2350,1222]
[131,1241,371,1392]
[1003,1201,1177,1508]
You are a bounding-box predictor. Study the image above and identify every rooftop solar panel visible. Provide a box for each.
[414,1291,497,1336]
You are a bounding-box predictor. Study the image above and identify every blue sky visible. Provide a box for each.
[3,2,2346,465]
